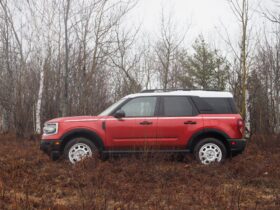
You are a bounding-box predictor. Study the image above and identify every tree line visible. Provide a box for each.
[0,0,279,137]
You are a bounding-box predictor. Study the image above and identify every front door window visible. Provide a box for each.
[121,97,157,117]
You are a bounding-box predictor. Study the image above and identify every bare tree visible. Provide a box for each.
[62,0,71,116]
[27,0,57,134]
[0,0,29,136]
[155,8,188,89]
[109,25,142,96]
[0,0,11,133]
[139,37,157,90]
[228,0,251,122]
[263,1,280,24]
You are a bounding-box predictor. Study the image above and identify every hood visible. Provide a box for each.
[46,115,103,123]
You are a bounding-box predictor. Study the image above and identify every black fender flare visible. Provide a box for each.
[60,128,105,151]
[186,128,230,152]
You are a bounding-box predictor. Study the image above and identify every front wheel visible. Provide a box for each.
[64,138,98,164]
[194,138,227,165]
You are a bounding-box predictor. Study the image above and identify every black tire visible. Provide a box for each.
[50,151,60,161]
[194,138,227,165]
[64,137,98,164]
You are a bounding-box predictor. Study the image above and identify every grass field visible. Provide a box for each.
[0,134,279,209]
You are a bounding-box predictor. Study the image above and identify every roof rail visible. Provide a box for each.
[140,89,222,93]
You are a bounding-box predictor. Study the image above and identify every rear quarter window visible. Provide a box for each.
[191,96,238,114]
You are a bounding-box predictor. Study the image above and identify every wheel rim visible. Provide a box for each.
[198,143,222,165]
[68,143,93,164]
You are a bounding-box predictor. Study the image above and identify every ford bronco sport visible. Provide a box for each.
[40,89,246,164]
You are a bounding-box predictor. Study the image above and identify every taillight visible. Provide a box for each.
[237,119,244,135]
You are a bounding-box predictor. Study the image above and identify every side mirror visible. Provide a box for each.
[114,109,125,118]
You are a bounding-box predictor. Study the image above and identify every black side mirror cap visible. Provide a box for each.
[114,110,125,118]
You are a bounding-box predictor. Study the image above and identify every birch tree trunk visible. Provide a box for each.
[228,0,250,122]
[1,108,9,134]
[240,0,249,121]
[35,61,45,134]
[62,0,71,117]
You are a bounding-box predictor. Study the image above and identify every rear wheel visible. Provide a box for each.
[194,138,227,165]
[64,137,98,164]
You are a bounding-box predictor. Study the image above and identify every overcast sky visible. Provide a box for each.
[128,0,276,53]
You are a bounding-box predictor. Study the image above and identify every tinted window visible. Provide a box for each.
[191,96,237,114]
[121,97,157,117]
[228,98,238,113]
[191,96,212,112]
[203,98,233,114]
[163,96,193,116]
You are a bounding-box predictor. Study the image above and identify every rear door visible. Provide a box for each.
[105,96,158,149]
[156,96,204,148]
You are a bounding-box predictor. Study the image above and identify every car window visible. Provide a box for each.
[120,97,157,117]
[98,98,126,116]
[163,96,193,116]
[191,97,237,114]
[203,98,233,114]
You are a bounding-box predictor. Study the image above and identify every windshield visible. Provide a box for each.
[98,98,126,116]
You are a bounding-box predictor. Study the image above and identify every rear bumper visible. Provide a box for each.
[40,139,62,160]
[227,138,246,154]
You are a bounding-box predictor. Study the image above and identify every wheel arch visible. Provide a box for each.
[60,128,105,152]
[187,129,230,154]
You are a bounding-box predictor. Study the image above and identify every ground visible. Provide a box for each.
[0,135,279,210]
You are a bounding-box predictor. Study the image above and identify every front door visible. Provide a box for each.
[105,96,158,149]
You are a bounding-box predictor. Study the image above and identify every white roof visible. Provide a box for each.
[125,90,233,98]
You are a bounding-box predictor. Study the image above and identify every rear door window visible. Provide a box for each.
[162,96,194,116]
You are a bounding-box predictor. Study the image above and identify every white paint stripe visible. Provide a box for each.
[64,116,236,122]
[126,91,233,98]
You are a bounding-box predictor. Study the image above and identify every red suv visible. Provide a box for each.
[40,90,246,164]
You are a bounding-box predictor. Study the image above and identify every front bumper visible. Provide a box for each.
[227,138,246,154]
[40,140,62,160]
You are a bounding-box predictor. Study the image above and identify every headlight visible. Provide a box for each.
[43,123,58,135]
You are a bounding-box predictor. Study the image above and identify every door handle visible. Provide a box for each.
[184,121,197,125]
[139,121,153,125]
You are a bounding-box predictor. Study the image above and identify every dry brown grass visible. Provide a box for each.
[0,134,280,210]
